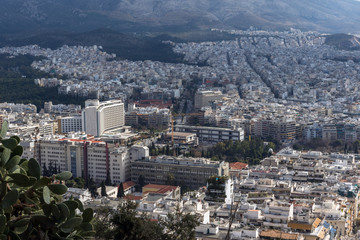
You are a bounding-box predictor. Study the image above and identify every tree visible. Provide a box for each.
[0,121,94,239]
[74,177,85,188]
[105,171,112,186]
[93,206,115,240]
[111,201,166,240]
[88,178,98,198]
[93,201,199,240]
[165,173,176,186]
[42,162,49,176]
[117,182,125,198]
[101,181,107,197]
[161,206,200,240]
[138,175,146,188]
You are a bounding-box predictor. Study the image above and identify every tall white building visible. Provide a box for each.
[82,99,125,136]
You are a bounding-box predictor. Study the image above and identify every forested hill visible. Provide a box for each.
[0,54,85,111]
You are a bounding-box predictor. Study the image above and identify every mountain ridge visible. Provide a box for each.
[1,0,360,34]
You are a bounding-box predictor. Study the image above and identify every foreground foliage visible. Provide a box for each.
[94,201,199,240]
[0,121,94,239]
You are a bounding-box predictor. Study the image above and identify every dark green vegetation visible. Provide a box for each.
[204,139,277,165]
[94,201,199,240]
[0,54,85,111]
[0,121,94,239]
[325,34,360,51]
[1,29,185,63]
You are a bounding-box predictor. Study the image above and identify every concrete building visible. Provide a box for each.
[44,101,53,113]
[174,125,244,144]
[82,99,125,136]
[194,90,223,110]
[125,107,170,128]
[58,116,82,134]
[254,119,296,142]
[131,155,229,189]
[35,137,131,184]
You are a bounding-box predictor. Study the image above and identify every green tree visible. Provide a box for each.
[88,178,98,198]
[138,175,146,188]
[161,206,200,240]
[0,121,94,239]
[111,201,166,240]
[94,201,199,240]
[165,173,176,186]
[74,177,85,188]
[117,182,125,198]
[93,206,115,240]
[101,181,107,197]
[105,171,112,186]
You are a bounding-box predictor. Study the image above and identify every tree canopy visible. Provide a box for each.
[94,201,199,240]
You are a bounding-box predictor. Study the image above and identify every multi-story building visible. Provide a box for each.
[125,106,170,128]
[254,118,296,142]
[44,101,53,113]
[32,137,134,184]
[131,155,229,189]
[262,201,294,229]
[58,116,82,133]
[194,90,223,110]
[174,125,244,144]
[322,124,337,142]
[82,99,125,136]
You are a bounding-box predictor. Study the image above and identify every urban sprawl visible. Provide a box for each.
[1,29,360,239]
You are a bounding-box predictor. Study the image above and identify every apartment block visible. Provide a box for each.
[174,125,244,143]
[131,156,229,189]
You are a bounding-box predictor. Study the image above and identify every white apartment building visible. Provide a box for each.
[262,201,294,229]
[34,137,133,184]
[82,99,125,136]
[58,116,82,133]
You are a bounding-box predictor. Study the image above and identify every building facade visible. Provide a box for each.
[174,125,244,143]
[82,99,125,136]
[131,155,229,189]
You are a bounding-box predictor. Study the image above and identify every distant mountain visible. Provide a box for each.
[1,0,360,35]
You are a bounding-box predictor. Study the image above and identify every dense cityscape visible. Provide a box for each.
[2,28,360,239]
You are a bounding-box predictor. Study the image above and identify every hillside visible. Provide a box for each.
[1,0,360,35]
[0,29,185,63]
[325,33,360,50]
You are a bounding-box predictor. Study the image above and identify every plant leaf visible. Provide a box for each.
[28,158,41,180]
[55,171,72,181]
[43,186,51,204]
[1,190,19,209]
[47,184,67,195]
[1,138,17,150]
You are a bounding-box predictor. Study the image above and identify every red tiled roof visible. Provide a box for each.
[124,195,143,201]
[143,184,178,195]
[122,181,136,190]
[230,162,248,170]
